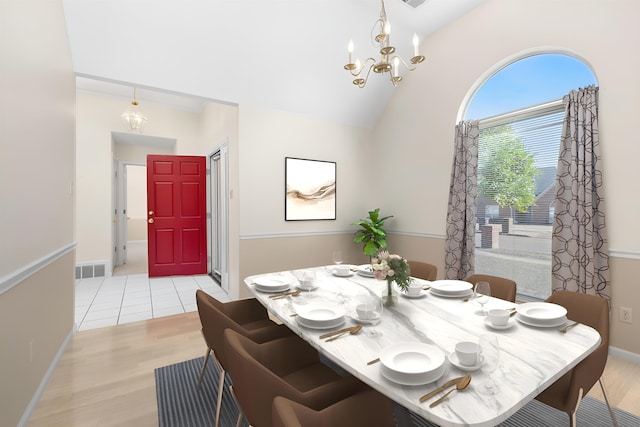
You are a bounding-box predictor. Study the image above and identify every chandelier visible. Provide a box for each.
[343,0,425,88]
[121,88,147,133]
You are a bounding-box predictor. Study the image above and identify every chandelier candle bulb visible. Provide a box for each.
[348,39,354,63]
[413,33,419,56]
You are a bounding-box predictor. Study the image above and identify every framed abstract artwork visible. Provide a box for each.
[285,157,336,221]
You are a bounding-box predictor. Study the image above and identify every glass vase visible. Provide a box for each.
[381,281,398,307]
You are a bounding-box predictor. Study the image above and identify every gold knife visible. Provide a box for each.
[419,376,466,403]
[319,326,352,339]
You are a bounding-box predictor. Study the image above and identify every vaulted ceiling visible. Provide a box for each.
[65,0,485,128]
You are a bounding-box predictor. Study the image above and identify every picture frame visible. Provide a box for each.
[285,157,336,221]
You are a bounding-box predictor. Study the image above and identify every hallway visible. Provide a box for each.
[75,273,229,331]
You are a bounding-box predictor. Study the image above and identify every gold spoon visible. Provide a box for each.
[325,324,363,342]
[429,375,471,408]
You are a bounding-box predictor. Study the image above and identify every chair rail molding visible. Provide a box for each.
[0,242,77,295]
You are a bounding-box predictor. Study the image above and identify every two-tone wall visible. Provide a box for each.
[0,0,76,425]
[371,0,640,355]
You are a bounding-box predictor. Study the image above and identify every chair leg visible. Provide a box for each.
[568,387,583,427]
[213,366,225,427]
[197,347,212,389]
[599,378,619,427]
[230,385,247,427]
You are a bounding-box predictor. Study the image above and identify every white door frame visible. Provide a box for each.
[207,140,230,291]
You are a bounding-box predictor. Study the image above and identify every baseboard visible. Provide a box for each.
[609,346,640,364]
[17,327,74,427]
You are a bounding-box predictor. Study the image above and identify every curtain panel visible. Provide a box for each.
[552,85,610,298]
[444,120,479,280]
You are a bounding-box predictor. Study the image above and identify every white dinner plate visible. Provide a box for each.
[380,342,445,376]
[296,304,346,327]
[380,360,446,386]
[516,314,567,328]
[356,264,375,277]
[430,289,473,299]
[484,317,516,330]
[518,302,567,319]
[296,316,345,330]
[253,275,295,293]
[448,352,481,372]
[430,280,473,294]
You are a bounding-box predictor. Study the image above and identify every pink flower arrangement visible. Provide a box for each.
[371,250,412,292]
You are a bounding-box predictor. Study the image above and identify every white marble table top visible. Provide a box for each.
[244,266,601,427]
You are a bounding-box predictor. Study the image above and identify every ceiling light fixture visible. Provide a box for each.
[122,88,147,133]
[343,0,425,88]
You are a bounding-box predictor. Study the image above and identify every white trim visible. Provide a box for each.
[609,346,640,364]
[17,328,74,427]
[609,250,640,260]
[0,242,77,295]
[240,230,447,240]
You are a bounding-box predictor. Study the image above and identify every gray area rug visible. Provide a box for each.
[156,357,637,426]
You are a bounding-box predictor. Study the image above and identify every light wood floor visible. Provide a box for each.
[27,312,639,426]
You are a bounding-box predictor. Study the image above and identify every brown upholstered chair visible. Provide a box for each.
[195,290,292,427]
[408,260,437,281]
[272,389,396,427]
[535,290,618,427]
[465,274,517,303]
[224,328,366,427]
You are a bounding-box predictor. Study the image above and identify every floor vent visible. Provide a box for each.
[75,264,106,279]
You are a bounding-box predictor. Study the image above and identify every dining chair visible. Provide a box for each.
[224,328,367,427]
[272,389,396,427]
[408,260,438,281]
[195,290,292,427]
[535,290,618,427]
[465,274,517,303]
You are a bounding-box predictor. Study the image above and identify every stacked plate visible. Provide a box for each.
[356,264,375,278]
[516,302,567,328]
[429,280,473,299]
[253,275,295,293]
[296,304,345,330]
[379,342,446,385]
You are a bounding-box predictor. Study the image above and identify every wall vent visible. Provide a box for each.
[75,264,107,279]
[401,0,426,8]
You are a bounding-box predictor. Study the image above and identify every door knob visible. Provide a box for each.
[149,210,154,216]
[148,218,154,224]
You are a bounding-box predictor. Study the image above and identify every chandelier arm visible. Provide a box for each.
[350,57,376,77]
[354,63,376,88]
[391,55,418,73]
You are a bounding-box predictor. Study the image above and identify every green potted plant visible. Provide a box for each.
[353,208,393,258]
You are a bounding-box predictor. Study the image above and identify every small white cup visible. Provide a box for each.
[455,341,479,366]
[406,281,423,296]
[335,265,350,276]
[356,303,377,320]
[488,309,510,326]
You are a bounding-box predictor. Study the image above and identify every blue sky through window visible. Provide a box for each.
[465,54,597,120]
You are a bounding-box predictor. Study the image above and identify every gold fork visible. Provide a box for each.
[558,322,579,333]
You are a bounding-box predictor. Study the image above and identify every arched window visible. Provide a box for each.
[464,53,597,300]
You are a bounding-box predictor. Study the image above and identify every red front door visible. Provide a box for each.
[147,155,207,277]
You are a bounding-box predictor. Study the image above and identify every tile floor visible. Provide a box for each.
[75,273,231,331]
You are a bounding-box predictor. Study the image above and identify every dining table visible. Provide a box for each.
[244,265,601,427]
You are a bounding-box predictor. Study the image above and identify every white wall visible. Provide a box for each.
[374,0,640,353]
[75,92,202,265]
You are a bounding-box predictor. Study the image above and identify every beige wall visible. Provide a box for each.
[236,105,375,297]
[374,0,640,354]
[0,0,76,425]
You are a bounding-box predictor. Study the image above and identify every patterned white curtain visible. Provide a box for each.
[444,121,479,280]
[552,86,610,298]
